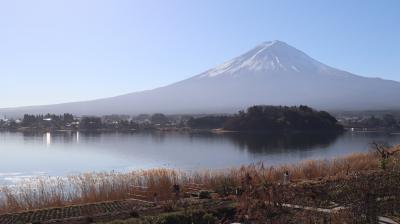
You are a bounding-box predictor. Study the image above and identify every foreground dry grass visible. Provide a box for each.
[0,146,398,215]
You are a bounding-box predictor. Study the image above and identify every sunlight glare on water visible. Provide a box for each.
[44,132,51,146]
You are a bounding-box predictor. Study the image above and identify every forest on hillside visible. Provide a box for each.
[188,105,343,132]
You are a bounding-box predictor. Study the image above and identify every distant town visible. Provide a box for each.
[0,112,190,132]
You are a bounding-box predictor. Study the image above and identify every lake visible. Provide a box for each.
[1,131,400,185]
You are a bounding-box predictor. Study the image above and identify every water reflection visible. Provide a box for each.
[1,130,399,184]
[15,130,380,156]
[44,132,51,146]
[23,131,82,145]
[76,131,79,143]
[225,132,342,154]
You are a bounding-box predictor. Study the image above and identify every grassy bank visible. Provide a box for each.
[0,145,399,218]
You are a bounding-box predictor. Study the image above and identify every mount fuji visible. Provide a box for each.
[2,40,400,117]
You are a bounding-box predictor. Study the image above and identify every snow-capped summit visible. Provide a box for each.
[1,41,400,117]
[199,40,330,78]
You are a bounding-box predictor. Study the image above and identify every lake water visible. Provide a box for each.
[1,131,400,185]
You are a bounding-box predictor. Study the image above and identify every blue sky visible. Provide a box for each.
[1,0,399,108]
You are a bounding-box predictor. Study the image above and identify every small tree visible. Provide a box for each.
[371,142,400,170]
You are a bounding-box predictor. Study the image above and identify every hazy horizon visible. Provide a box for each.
[1,0,400,108]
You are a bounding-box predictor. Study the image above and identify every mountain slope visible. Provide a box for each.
[1,40,400,117]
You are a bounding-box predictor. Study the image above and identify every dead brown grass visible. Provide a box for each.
[0,147,396,214]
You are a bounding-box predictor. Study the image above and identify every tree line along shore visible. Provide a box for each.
[2,105,400,134]
[0,105,346,133]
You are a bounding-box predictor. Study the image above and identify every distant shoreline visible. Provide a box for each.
[0,127,347,134]
[2,125,400,135]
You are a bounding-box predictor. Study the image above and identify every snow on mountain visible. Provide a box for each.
[200,41,320,77]
[197,40,349,79]
[1,40,400,117]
